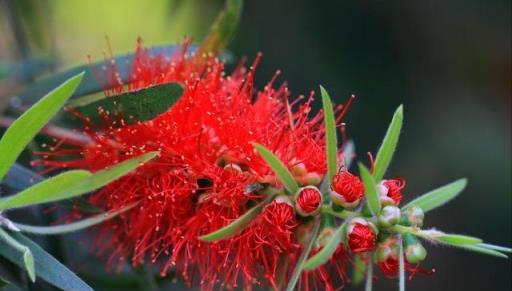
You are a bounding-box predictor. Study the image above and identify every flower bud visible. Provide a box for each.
[374,243,398,263]
[291,162,307,177]
[401,206,424,227]
[346,218,377,253]
[379,178,405,205]
[330,171,364,209]
[378,205,401,228]
[403,233,427,264]
[295,186,323,217]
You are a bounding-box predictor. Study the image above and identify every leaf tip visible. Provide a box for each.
[23,250,36,282]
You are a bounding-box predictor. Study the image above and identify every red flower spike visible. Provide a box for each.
[38,39,355,290]
[347,219,377,253]
[295,186,323,217]
[330,171,364,208]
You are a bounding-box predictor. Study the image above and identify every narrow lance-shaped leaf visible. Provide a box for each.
[0,72,84,180]
[452,244,509,259]
[199,196,274,242]
[0,228,35,282]
[0,171,92,210]
[303,221,347,270]
[285,219,321,291]
[435,234,483,245]
[359,163,381,216]
[477,243,512,253]
[13,204,136,235]
[252,143,299,194]
[373,105,403,182]
[0,152,158,210]
[3,164,43,191]
[320,85,338,187]
[0,232,94,290]
[69,82,184,125]
[402,179,467,213]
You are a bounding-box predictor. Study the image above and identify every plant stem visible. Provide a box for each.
[398,235,405,291]
[365,259,373,291]
[320,205,356,219]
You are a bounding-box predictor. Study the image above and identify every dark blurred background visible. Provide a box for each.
[0,0,510,290]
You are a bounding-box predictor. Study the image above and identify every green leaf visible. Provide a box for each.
[372,105,403,182]
[0,72,84,180]
[199,195,274,241]
[0,170,92,210]
[303,222,347,270]
[0,231,93,290]
[320,85,338,187]
[285,219,321,291]
[0,152,158,210]
[14,204,136,235]
[199,0,243,55]
[351,255,366,286]
[477,243,512,253]
[252,143,299,194]
[0,228,35,282]
[402,179,467,213]
[436,234,483,245]
[398,236,405,291]
[23,250,36,282]
[359,163,381,216]
[70,82,184,125]
[452,244,509,258]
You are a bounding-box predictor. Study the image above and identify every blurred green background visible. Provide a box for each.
[0,0,510,290]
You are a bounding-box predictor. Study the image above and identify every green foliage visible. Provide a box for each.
[252,143,299,194]
[373,105,403,182]
[402,179,467,213]
[70,82,184,125]
[359,163,381,216]
[320,85,338,187]
[199,196,274,242]
[0,72,84,180]
[303,221,347,270]
[285,220,321,291]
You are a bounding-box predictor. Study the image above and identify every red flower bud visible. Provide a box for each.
[380,178,405,205]
[347,219,377,253]
[295,186,323,216]
[330,171,364,208]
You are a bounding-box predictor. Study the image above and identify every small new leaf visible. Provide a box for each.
[286,219,321,291]
[320,85,338,187]
[359,163,381,216]
[303,222,347,270]
[436,234,483,245]
[402,178,467,212]
[373,105,403,182]
[199,196,274,242]
[0,72,84,180]
[252,143,299,194]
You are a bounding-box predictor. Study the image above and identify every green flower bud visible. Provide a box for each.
[378,205,401,228]
[316,227,336,249]
[405,243,427,264]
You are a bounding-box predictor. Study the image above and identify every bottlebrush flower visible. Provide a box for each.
[38,39,354,290]
[329,171,364,208]
[346,218,377,253]
[295,186,323,217]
